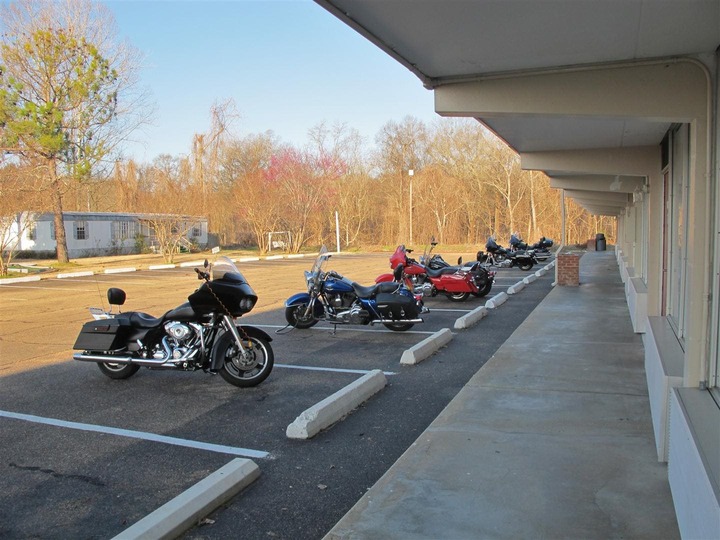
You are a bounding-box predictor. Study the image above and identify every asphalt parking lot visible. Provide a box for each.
[0,253,554,539]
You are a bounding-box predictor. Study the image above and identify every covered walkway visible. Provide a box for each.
[326,250,679,539]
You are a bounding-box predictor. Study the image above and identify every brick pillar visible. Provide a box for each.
[557,253,580,286]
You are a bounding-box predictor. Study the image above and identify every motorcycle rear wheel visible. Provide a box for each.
[285,303,319,329]
[216,332,274,388]
[97,362,140,380]
[474,281,493,298]
[518,261,534,271]
[446,291,471,302]
[383,322,414,331]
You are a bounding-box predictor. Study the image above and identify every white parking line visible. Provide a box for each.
[0,410,269,459]
[0,284,98,291]
[275,363,397,376]
[430,308,473,312]
[254,324,436,335]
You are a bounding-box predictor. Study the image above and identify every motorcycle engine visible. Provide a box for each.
[335,305,369,325]
[162,321,200,362]
[165,321,193,341]
[328,292,356,308]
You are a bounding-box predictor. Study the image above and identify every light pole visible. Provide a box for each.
[408,169,414,244]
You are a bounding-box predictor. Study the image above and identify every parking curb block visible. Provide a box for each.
[57,271,94,279]
[507,281,525,294]
[400,328,453,365]
[523,274,538,285]
[485,292,509,309]
[148,264,176,270]
[111,458,260,540]
[454,306,489,329]
[179,261,205,268]
[0,275,42,284]
[104,267,136,274]
[286,369,387,440]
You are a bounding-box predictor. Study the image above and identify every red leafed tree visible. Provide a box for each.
[265,148,346,252]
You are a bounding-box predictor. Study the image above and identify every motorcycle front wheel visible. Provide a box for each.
[285,303,319,329]
[216,332,274,388]
[97,361,140,380]
[446,291,471,302]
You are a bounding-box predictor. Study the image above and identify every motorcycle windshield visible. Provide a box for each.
[389,245,406,269]
[211,256,247,283]
[307,246,331,283]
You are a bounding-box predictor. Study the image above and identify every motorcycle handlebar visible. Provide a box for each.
[195,268,210,281]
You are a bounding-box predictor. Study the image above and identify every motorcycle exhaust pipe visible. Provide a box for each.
[72,352,174,367]
[368,318,424,325]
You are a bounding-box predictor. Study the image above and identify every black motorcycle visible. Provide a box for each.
[510,235,553,261]
[479,237,537,271]
[73,257,274,387]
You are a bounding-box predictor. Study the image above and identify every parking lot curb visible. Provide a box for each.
[179,260,205,268]
[400,328,453,365]
[286,369,387,439]
[104,267,137,274]
[454,306,489,329]
[111,458,260,540]
[485,292,509,309]
[0,275,42,284]
[523,274,538,285]
[57,271,94,279]
[507,281,526,294]
[148,264,176,270]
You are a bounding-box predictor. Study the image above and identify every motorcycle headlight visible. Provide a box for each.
[239,297,256,312]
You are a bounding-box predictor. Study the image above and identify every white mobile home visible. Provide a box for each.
[8,212,208,258]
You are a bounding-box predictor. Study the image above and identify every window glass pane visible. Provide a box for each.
[667,125,689,340]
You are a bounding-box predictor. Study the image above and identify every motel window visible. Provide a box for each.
[191,226,201,238]
[26,225,36,240]
[664,124,690,345]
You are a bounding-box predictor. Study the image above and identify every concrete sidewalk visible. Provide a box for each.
[325,251,679,539]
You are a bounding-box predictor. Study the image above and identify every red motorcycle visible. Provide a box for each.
[376,244,491,302]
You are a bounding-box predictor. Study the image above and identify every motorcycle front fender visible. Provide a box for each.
[285,292,311,307]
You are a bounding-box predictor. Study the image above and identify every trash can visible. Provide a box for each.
[595,233,606,251]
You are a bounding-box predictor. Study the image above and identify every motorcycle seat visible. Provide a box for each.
[129,311,164,329]
[352,281,399,298]
[425,266,458,278]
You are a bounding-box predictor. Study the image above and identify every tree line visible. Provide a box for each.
[1,1,614,271]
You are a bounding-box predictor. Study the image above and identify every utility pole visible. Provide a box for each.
[409,169,414,244]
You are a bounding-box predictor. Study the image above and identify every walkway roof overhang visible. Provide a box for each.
[315,0,720,216]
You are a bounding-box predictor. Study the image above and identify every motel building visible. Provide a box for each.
[316,1,720,537]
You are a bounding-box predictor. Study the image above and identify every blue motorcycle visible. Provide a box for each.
[284,246,427,332]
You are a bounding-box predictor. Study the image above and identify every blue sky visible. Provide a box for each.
[105,0,438,162]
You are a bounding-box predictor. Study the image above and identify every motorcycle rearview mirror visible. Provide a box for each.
[203,259,209,268]
[457,256,463,265]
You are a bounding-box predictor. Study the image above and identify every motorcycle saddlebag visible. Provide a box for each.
[376,293,419,320]
[73,318,131,351]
